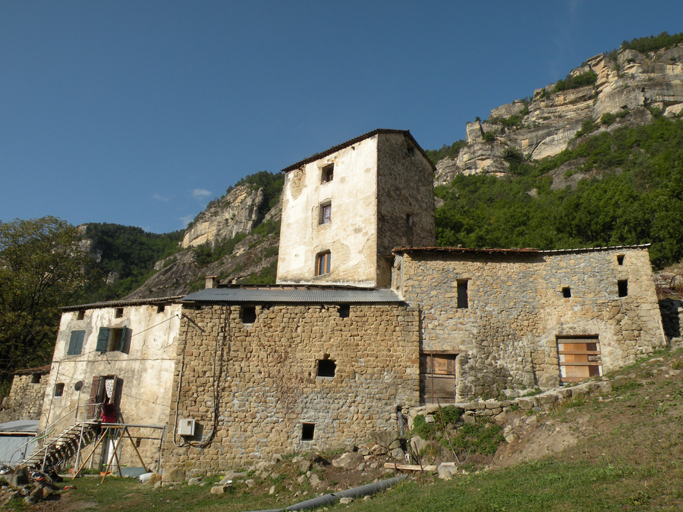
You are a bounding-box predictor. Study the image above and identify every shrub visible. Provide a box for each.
[553,71,597,93]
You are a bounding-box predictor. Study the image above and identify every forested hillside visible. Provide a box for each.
[434,114,683,268]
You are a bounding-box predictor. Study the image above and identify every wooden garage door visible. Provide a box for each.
[420,353,456,405]
[557,336,602,384]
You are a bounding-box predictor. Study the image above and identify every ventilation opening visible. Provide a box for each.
[338,304,350,318]
[242,306,256,324]
[562,287,571,298]
[317,358,336,377]
[457,281,468,309]
[77,310,85,320]
[406,213,414,227]
[54,383,65,397]
[115,308,124,318]
[301,423,315,441]
[31,374,41,384]
[157,305,166,314]
[618,280,628,297]
[617,254,625,265]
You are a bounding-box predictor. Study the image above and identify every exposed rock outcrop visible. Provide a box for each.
[435,44,683,185]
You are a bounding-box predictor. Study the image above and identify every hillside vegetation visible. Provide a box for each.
[435,114,683,269]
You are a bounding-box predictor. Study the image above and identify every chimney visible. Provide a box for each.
[205,276,219,289]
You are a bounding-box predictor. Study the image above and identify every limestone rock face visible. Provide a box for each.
[434,44,683,185]
[182,184,264,248]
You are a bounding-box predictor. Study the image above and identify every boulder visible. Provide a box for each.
[332,451,364,470]
[437,463,459,480]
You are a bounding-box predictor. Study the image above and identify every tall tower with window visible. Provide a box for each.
[276,129,435,288]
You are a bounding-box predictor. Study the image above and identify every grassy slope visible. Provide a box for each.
[21,347,683,512]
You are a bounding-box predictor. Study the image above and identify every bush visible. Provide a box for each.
[621,32,683,54]
[553,71,597,93]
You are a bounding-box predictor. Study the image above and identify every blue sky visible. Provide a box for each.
[1,1,681,233]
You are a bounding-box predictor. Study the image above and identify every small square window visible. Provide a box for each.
[618,280,628,297]
[77,310,85,320]
[301,423,315,441]
[321,164,334,183]
[562,287,571,298]
[317,358,336,377]
[617,254,625,265]
[157,305,166,314]
[338,304,350,318]
[319,203,331,225]
[315,252,331,276]
[242,306,256,324]
[31,374,41,384]
[407,146,415,157]
[457,281,468,309]
[54,383,65,397]
[115,308,124,318]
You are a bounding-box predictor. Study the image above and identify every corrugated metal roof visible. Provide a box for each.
[61,296,184,312]
[394,244,651,256]
[181,287,403,304]
[280,129,437,173]
[0,420,39,433]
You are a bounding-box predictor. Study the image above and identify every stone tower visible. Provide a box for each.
[276,129,435,288]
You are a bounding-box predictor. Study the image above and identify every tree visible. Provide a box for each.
[0,217,89,393]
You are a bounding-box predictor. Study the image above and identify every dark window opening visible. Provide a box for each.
[242,306,256,324]
[562,287,571,298]
[321,164,334,183]
[115,308,124,318]
[77,310,85,320]
[54,383,65,397]
[338,304,350,318]
[157,305,165,314]
[318,358,336,377]
[457,281,468,309]
[95,327,129,353]
[316,251,331,276]
[618,280,628,297]
[319,203,331,225]
[31,374,41,384]
[617,254,625,265]
[301,423,315,441]
[407,146,415,157]
[406,214,414,227]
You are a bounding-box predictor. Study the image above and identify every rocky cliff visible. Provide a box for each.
[435,44,683,184]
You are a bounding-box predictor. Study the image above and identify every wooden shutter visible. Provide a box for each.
[96,328,110,353]
[558,337,602,384]
[67,331,84,355]
[118,327,128,352]
[87,376,102,419]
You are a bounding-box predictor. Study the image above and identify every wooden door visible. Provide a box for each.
[557,337,602,384]
[420,353,457,404]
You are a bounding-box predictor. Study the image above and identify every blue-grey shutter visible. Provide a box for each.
[96,328,110,353]
[67,331,84,355]
[119,327,128,352]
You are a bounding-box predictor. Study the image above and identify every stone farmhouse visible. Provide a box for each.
[2,129,667,478]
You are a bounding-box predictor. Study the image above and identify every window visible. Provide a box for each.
[54,383,65,397]
[406,214,414,227]
[617,254,625,265]
[31,374,41,384]
[557,336,602,384]
[115,308,124,318]
[562,287,572,298]
[242,306,256,324]
[67,330,85,355]
[618,280,628,297]
[317,357,336,377]
[95,327,129,353]
[315,251,331,276]
[407,146,415,157]
[319,203,331,225]
[338,304,350,318]
[301,423,315,441]
[77,310,85,320]
[321,164,334,183]
[157,305,165,314]
[457,281,468,309]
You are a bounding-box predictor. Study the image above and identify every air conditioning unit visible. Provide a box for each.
[178,418,196,436]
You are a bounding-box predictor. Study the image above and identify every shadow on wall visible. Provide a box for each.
[660,299,683,338]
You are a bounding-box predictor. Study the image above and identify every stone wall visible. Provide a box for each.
[394,246,666,402]
[376,132,435,286]
[162,302,420,479]
[0,369,49,423]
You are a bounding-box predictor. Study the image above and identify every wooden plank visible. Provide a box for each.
[558,350,601,355]
[383,463,437,471]
[560,362,602,366]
